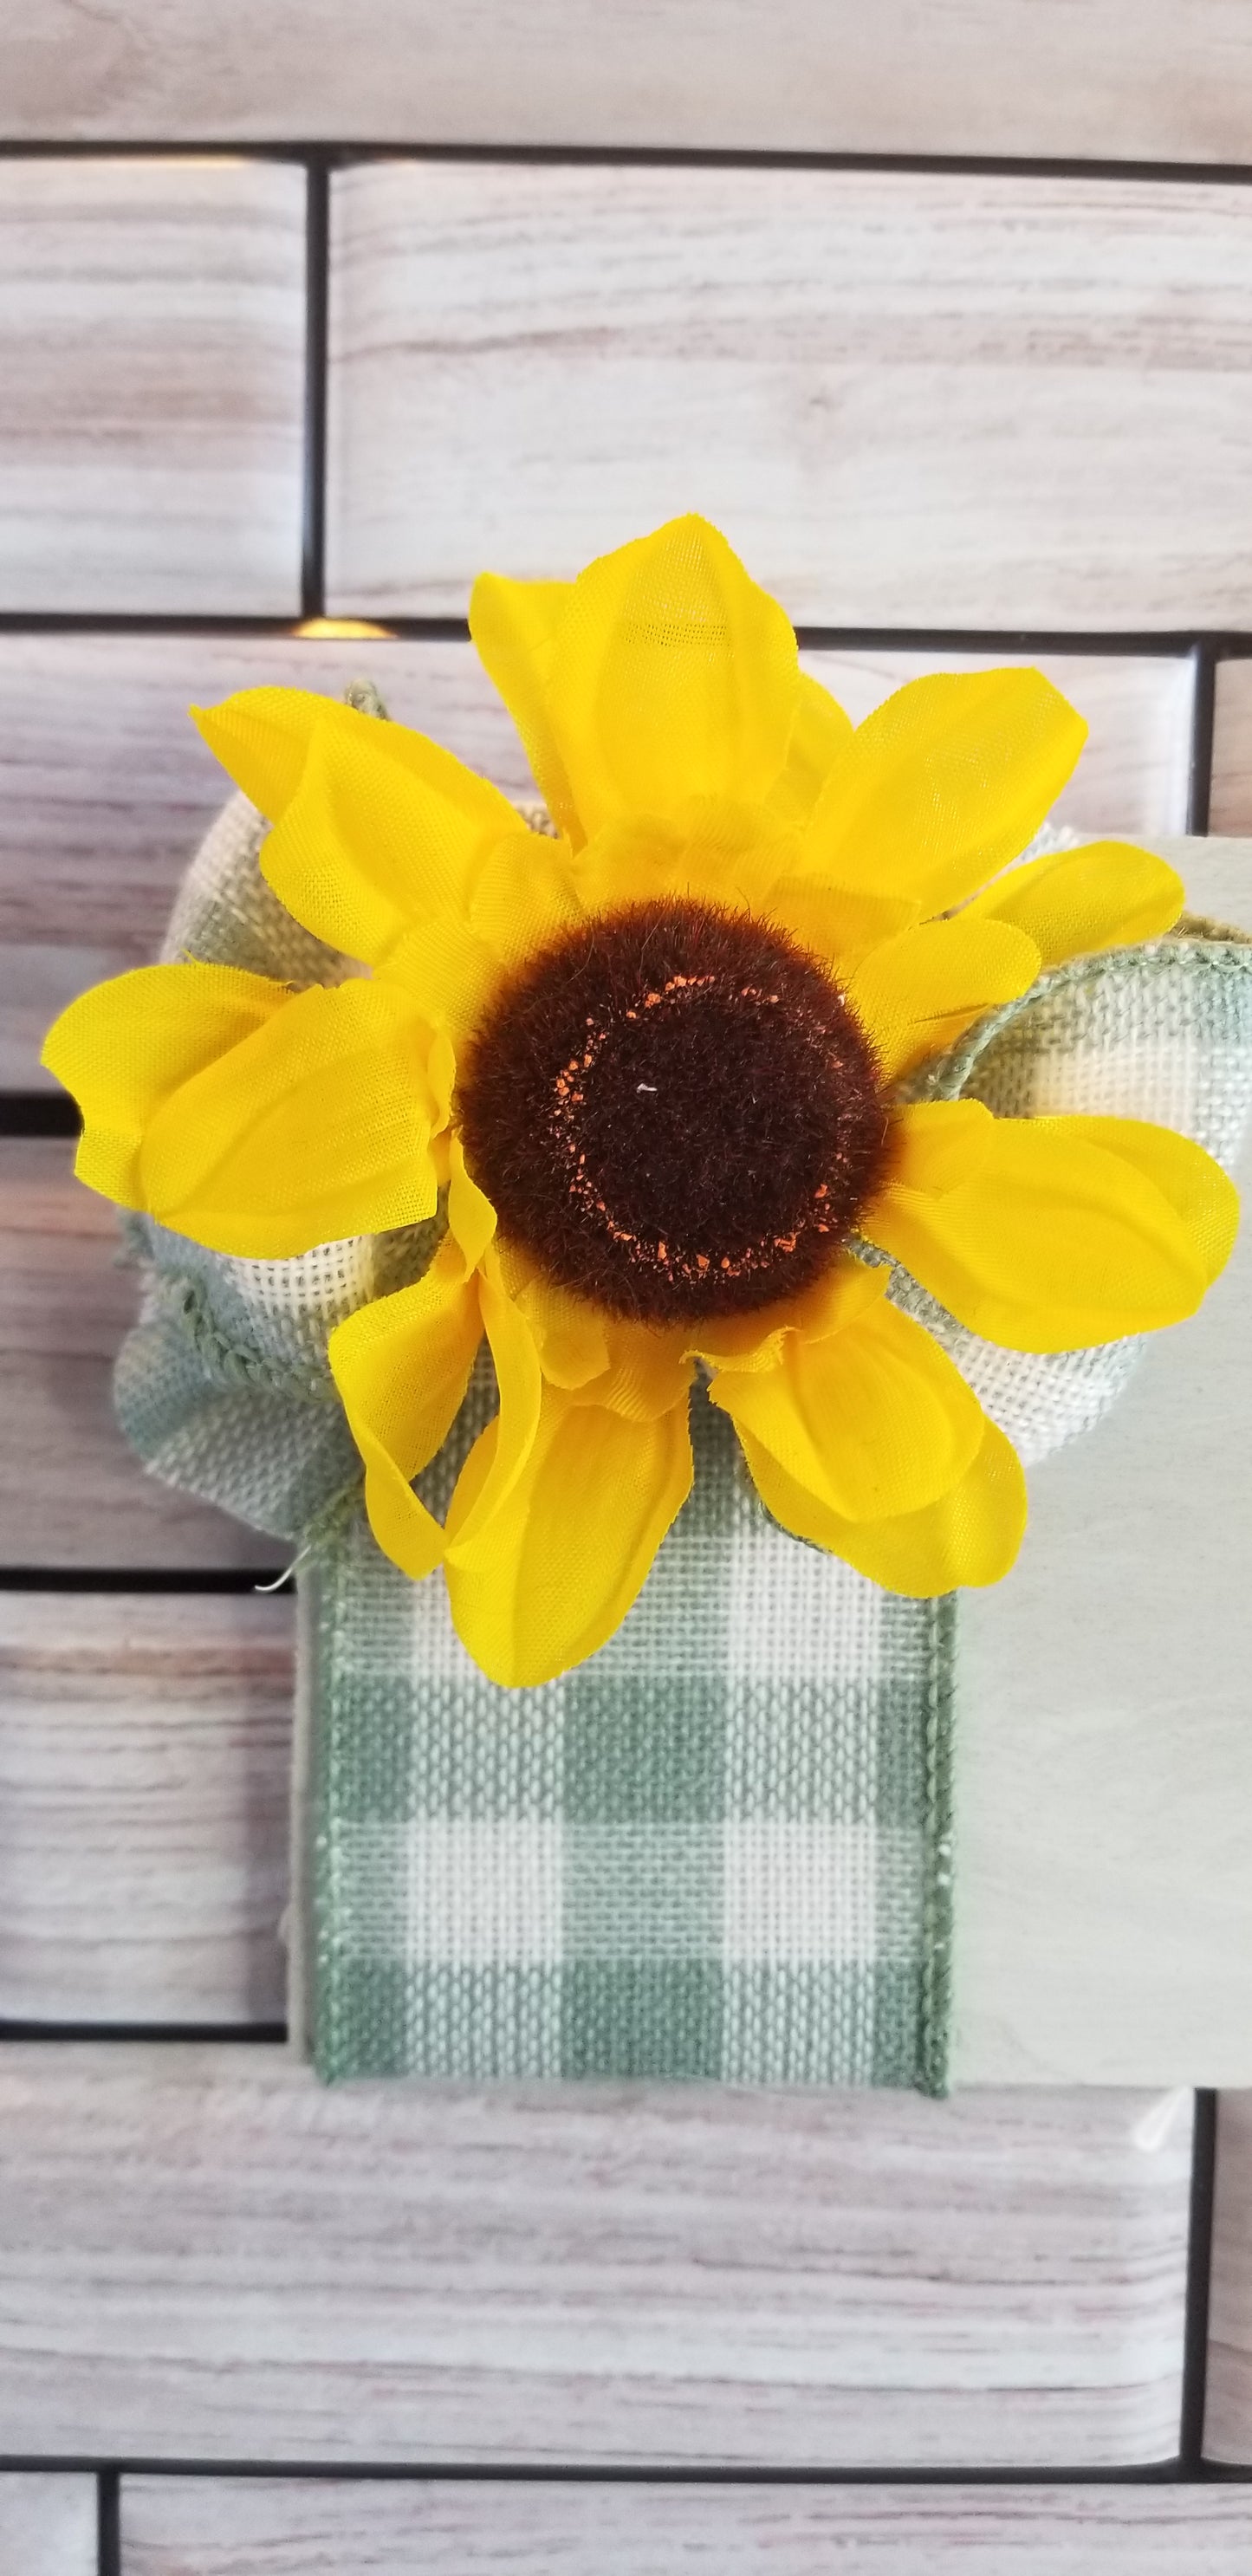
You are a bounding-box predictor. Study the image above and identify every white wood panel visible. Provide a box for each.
[1203,2092,1252,2460]
[1211,658,1252,835]
[0,2473,96,2576]
[955,834,1252,2084]
[5,2,1252,159]
[327,162,1252,627]
[119,2475,1252,2573]
[956,838,1252,2080]
[0,159,304,613]
[0,2475,95,2576]
[0,2051,1191,2465]
[0,1591,291,2023]
[0,1139,282,1570]
[0,632,1191,1089]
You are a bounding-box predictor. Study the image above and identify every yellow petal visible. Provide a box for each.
[574,801,788,924]
[886,1097,998,1192]
[1061,1115,1239,1284]
[196,685,516,838]
[138,977,440,1257]
[444,1387,694,1686]
[691,1252,886,1375]
[329,1134,509,1580]
[740,1412,1027,1593]
[467,827,584,974]
[446,1133,497,1269]
[965,838,1185,967]
[386,913,500,1046]
[766,669,855,825]
[468,574,582,845]
[516,1273,612,1389]
[847,916,1041,1081]
[329,1235,485,1581]
[42,962,288,1210]
[257,711,519,965]
[866,1106,1223,1351]
[763,875,920,983]
[450,1253,544,1552]
[515,1269,694,1413]
[192,685,360,819]
[587,1314,696,1421]
[544,515,800,840]
[804,668,1087,912]
[707,1275,987,1522]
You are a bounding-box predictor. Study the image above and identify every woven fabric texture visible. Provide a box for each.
[114,786,1252,2091]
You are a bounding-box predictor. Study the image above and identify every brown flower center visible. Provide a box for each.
[457,897,888,1323]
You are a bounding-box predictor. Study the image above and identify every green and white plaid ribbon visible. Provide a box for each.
[114,788,1252,2091]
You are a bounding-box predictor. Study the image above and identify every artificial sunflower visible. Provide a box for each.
[43,516,1235,1684]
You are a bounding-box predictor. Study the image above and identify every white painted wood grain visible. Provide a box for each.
[0,632,1192,1088]
[1211,659,1252,836]
[6,2,1252,159]
[118,2475,1252,2573]
[327,162,1252,627]
[955,835,1252,2086]
[0,1591,291,2023]
[0,2050,1191,2465]
[0,2476,95,2576]
[0,159,304,613]
[1203,2093,1252,2461]
[0,1139,282,1570]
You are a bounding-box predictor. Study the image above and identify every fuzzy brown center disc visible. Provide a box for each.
[457,896,889,1323]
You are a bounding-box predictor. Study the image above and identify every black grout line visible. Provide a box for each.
[1180,2091,1220,2465]
[96,2468,120,2576]
[795,629,1207,657]
[8,137,1252,186]
[5,2453,1252,2485]
[4,610,1252,654]
[0,1567,287,1592]
[1189,642,1218,834]
[302,156,331,621]
[6,611,1252,652]
[0,613,321,635]
[0,2020,286,2044]
[0,1091,77,1135]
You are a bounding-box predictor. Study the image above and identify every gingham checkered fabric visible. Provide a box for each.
[114,784,1252,2091]
[308,1378,954,2086]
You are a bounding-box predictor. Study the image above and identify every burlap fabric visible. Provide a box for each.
[114,786,1252,2089]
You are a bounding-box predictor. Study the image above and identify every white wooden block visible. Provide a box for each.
[0,632,1191,1087]
[0,1591,292,2023]
[0,2050,1190,2465]
[119,2475,1252,2573]
[5,2,1252,160]
[956,834,1252,2086]
[327,161,1252,627]
[0,2476,95,2576]
[0,159,305,613]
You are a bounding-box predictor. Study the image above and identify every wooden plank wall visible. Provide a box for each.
[3,7,1252,2565]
